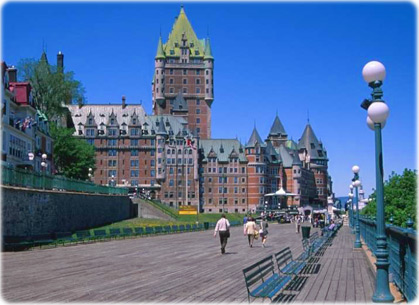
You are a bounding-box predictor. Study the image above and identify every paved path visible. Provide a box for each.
[2,222,374,303]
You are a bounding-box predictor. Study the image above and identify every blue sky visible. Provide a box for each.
[2,2,416,197]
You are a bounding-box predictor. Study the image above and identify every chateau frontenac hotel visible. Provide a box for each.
[68,7,333,213]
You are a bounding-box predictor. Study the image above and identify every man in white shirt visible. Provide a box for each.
[214,214,230,254]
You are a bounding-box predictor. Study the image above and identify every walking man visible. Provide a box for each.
[214,214,230,254]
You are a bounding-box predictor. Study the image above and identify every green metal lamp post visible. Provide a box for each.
[361,61,394,302]
[348,186,354,230]
[352,166,362,248]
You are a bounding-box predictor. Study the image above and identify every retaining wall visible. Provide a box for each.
[2,186,134,236]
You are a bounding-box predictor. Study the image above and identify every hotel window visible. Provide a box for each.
[196,69,200,75]
[170,88,174,93]
[170,69,173,75]
[196,118,200,124]
[183,88,187,93]
[196,87,200,93]
[183,78,187,84]
[196,99,200,105]
[206,70,209,75]
[131,150,138,156]
[196,79,200,84]
[183,69,187,75]
[169,78,174,84]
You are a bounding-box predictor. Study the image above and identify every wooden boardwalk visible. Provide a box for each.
[2,222,374,303]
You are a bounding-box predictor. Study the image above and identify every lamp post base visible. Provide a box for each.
[354,241,362,248]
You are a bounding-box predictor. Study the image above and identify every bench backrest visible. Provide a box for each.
[186,224,191,230]
[243,256,276,292]
[76,230,91,238]
[145,227,154,234]
[109,228,121,235]
[93,229,107,237]
[164,225,171,233]
[179,225,185,231]
[274,247,293,269]
[309,232,319,244]
[192,224,197,230]
[302,238,310,252]
[134,227,144,234]
[123,228,133,235]
[155,226,163,233]
[172,225,178,232]
[54,232,73,239]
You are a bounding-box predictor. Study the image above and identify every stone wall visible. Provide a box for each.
[2,187,134,236]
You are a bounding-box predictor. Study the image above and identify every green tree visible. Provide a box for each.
[50,124,95,180]
[361,169,417,228]
[17,55,85,119]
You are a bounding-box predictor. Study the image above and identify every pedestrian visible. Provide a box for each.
[244,217,257,247]
[243,214,248,225]
[296,215,301,234]
[213,214,230,254]
[259,217,269,248]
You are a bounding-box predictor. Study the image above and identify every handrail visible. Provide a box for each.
[359,216,417,301]
[1,165,127,195]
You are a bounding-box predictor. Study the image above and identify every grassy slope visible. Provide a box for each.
[94,213,245,230]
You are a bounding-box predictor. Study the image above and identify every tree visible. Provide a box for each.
[17,55,85,119]
[361,169,417,229]
[50,124,96,180]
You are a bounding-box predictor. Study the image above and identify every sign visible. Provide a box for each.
[179,206,197,215]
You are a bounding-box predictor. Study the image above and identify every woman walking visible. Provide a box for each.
[244,217,257,247]
[259,217,269,247]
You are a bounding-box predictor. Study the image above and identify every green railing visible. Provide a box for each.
[144,199,179,219]
[359,216,417,302]
[1,165,127,195]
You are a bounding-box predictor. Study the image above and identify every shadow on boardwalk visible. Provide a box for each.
[2,222,374,303]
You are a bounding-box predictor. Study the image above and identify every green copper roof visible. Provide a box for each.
[269,115,287,136]
[155,36,166,59]
[297,123,328,160]
[164,7,204,58]
[277,145,294,168]
[200,139,247,163]
[285,139,298,150]
[172,92,188,112]
[204,38,214,60]
[156,117,167,135]
[245,127,264,148]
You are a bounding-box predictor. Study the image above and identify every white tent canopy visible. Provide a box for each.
[264,187,297,197]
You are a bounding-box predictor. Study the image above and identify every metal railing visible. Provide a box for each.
[359,216,417,301]
[1,165,127,195]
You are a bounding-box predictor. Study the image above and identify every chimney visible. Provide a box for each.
[122,95,126,109]
[8,66,17,82]
[78,98,83,109]
[57,51,64,72]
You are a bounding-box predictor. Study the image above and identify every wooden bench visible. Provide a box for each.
[93,229,109,241]
[122,228,134,238]
[243,255,292,302]
[145,227,154,235]
[178,225,185,232]
[54,232,76,246]
[3,236,33,251]
[75,230,94,243]
[163,226,172,234]
[275,247,306,276]
[109,228,122,239]
[154,226,163,234]
[171,225,179,233]
[134,227,144,236]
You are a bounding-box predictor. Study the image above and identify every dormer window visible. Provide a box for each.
[133,118,136,125]
[89,118,93,125]
[310,143,315,149]
[111,118,115,125]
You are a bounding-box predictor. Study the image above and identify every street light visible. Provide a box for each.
[111,175,115,187]
[88,168,93,182]
[348,185,354,230]
[361,60,394,302]
[351,166,362,248]
[41,153,48,190]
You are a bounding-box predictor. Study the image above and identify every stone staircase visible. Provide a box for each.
[131,198,176,221]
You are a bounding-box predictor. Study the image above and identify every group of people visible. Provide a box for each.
[213,214,269,254]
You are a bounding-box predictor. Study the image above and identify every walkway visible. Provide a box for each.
[2,222,375,302]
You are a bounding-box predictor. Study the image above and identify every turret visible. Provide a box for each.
[155,36,166,106]
[204,38,214,103]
